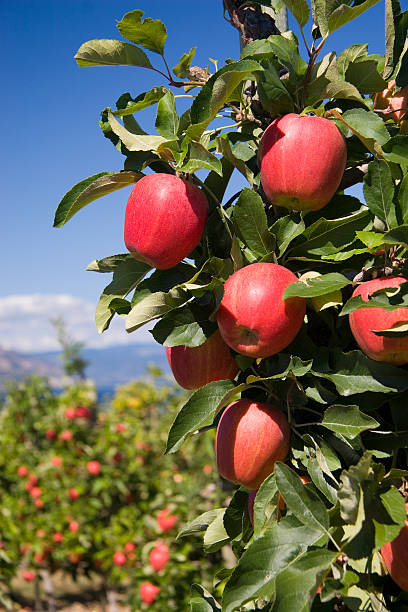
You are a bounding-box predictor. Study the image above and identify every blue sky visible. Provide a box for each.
[2,0,389,352]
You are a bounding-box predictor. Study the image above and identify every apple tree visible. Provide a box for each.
[54,0,408,609]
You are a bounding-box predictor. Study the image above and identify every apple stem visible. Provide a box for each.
[300,27,311,57]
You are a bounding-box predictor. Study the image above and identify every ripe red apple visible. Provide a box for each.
[124,173,208,270]
[116,423,126,432]
[46,429,56,440]
[59,430,73,441]
[87,461,101,475]
[69,521,79,533]
[166,329,238,390]
[258,113,347,211]
[216,263,305,358]
[124,541,135,553]
[149,543,170,572]
[68,488,80,500]
[140,582,161,605]
[157,509,178,532]
[75,405,92,419]
[28,474,38,485]
[35,499,44,509]
[216,399,290,490]
[349,276,408,364]
[52,532,64,543]
[65,407,76,420]
[36,529,46,538]
[30,486,42,499]
[23,570,36,582]
[17,465,28,477]
[381,504,408,591]
[113,551,126,566]
[51,456,63,468]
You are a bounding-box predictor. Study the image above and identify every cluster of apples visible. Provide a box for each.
[124,112,408,590]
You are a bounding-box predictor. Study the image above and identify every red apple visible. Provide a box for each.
[23,570,36,582]
[216,263,305,358]
[52,532,63,543]
[258,113,347,211]
[35,499,44,509]
[381,504,408,591]
[17,465,28,477]
[113,551,126,566]
[36,529,46,538]
[116,423,126,432]
[51,456,63,467]
[59,430,73,441]
[46,429,56,440]
[30,486,42,499]
[349,276,408,364]
[216,399,290,490]
[75,405,92,419]
[65,407,76,420]
[166,329,238,390]
[149,543,170,572]
[87,461,101,475]
[157,509,178,532]
[124,541,135,553]
[124,173,208,270]
[69,521,79,533]
[68,488,80,500]
[140,582,161,605]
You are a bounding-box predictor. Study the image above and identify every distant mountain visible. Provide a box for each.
[0,347,64,389]
[27,343,171,390]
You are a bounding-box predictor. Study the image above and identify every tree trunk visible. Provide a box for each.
[107,588,119,612]
[40,569,56,612]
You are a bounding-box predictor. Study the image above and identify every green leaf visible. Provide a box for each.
[340,108,390,156]
[107,111,166,151]
[383,135,408,166]
[341,282,408,315]
[246,355,313,383]
[321,405,380,439]
[312,349,408,395]
[306,461,338,505]
[270,213,305,258]
[178,509,225,539]
[86,254,132,273]
[155,90,179,140]
[283,273,350,299]
[273,549,337,612]
[75,39,153,68]
[222,516,324,612]
[114,87,168,116]
[204,510,230,552]
[189,59,263,137]
[399,173,408,224]
[252,475,281,536]
[372,320,408,337]
[375,487,407,550]
[179,141,222,175]
[190,585,221,612]
[126,287,189,333]
[355,230,385,249]
[257,60,295,115]
[173,47,196,78]
[328,0,381,34]
[232,188,275,258]
[224,489,249,539]
[117,9,167,54]
[165,380,235,454]
[151,303,218,347]
[282,0,310,27]
[95,259,151,333]
[216,137,254,186]
[363,160,396,229]
[345,58,387,94]
[54,172,140,227]
[275,463,329,534]
[264,34,308,81]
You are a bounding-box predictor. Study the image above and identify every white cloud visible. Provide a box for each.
[0,294,154,353]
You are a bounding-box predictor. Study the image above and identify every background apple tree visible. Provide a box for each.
[54,0,408,609]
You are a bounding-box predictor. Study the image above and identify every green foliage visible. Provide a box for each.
[54,1,408,609]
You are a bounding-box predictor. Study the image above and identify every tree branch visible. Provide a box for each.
[338,163,369,191]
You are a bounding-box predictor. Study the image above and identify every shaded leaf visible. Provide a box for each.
[114,87,168,116]
[86,254,132,273]
[233,188,275,257]
[180,141,222,175]
[173,47,196,78]
[75,39,153,68]
[107,111,166,151]
[363,160,396,229]
[283,273,350,299]
[155,90,179,139]
[321,405,380,439]
[126,287,189,333]
[151,303,218,347]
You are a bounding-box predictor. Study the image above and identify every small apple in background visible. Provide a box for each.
[376,79,408,123]
[36,529,46,538]
[157,509,178,532]
[68,488,80,500]
[140,582,161,605]
[51,456,63,468]
[52,532,64,543]
[87,461,101,475]
[17,465,28,477]
[75,405,92,419]
[216,263,306,358]
[125,541,135,553]
[381,504,408,591]
[69,521,79,533]
[124,173,208,270]
[166,330,238,390]
[23,570,36,582]
[216,399,290,490]
[67,552,82,564]
[203,464,213,475]
[64,407,76,420]
[349,276,408,364]
[30,486,42,499]
[258,113,347,212]
[149,542,170,572]
[59,430,73,441]
[116,423,126,432]
[46,429,56,440]
[113,551,126,566]
[35,499,44,509]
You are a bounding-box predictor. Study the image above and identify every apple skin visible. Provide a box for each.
[166,330,238,390]
[216,263,305,358]
[258,113,347,212]
[216,399,290,490]
[23,570,36,582]
[349,276,408,365]
[87,461,101,476]
[157,508,178,532]
[124,173,208,270]
[140,582,161,605]
[149,543,170,572]
[113,551,127,566]
[381,506,408,591]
